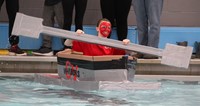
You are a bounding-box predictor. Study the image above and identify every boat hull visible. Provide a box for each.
[34,74,161,91]
[57,50,136,82]
[34,50,161,91]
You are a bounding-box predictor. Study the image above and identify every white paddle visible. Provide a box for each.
[12,13,193,68]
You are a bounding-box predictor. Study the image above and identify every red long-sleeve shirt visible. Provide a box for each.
[72,41,125,56]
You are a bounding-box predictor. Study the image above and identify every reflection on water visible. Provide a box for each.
[0,76,200,106]
[33,88,130,105]
[0,76,131,106]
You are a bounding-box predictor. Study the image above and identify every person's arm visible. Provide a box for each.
[64,29,85,55]
[64,39,73,47]
[122,39,132,55]
[64,29,85,46]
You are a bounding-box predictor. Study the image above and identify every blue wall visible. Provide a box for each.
[0,23,137,50]
[1,23,200,52]
[159,27,200,50]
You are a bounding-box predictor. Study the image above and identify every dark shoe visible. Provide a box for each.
[9,45,27,56]
[32,47,53,56]
[176,41,188,47]
[143,54,158,59]
[191,54,196,59]
[194,42,200,58]
[131,53,144,59]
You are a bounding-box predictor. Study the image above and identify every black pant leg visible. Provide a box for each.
[0,0,4,8]
[100,0,115,26]
[74,0,87,31]
[62,0,74,31]
[5,0,19,45]
[115,0,132,41]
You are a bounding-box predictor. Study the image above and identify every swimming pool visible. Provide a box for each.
[0,73,200,106]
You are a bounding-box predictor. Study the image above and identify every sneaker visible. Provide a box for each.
[176,41,188,47]
[9,45,27,56]
[32,47,53,56]
[131,52,144,59]
[194,41,200,58]
[143,54,158,59]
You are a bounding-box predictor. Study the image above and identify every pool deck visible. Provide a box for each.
[0,55,200,75]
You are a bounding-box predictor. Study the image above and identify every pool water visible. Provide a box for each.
[0,74,200,106]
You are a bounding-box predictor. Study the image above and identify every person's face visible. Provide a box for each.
[98,21,111,38]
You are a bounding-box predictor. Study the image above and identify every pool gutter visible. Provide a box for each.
[0,56,200,75]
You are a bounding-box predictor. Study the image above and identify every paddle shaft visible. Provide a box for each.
[42,26,163,57]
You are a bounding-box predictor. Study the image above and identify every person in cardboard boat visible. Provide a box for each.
[64,18,130,56]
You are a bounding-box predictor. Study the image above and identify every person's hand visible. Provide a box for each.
[76,29,85,35]
[64,39,73,46]
[122,39,130,45]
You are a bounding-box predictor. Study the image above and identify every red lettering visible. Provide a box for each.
[65,61,79,81]
[65,61,71,79]
[73,65,78,81]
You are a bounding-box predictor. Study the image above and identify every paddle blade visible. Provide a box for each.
[12,12,43,39]
[161,43,193,68]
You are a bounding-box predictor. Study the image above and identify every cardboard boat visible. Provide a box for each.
[57,50,136,82]
[35,50,161,91]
